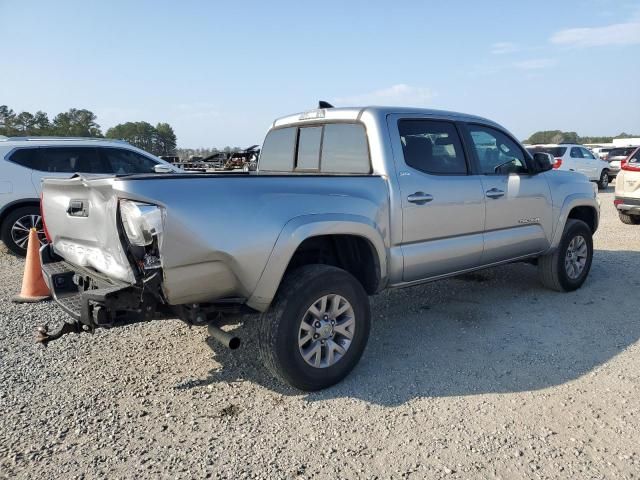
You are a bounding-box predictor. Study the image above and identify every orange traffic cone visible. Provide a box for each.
[12,228,51,303]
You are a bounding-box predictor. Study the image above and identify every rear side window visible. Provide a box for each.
[570,147,583,158]
[38,147,101,173]
[8,148,39,169]
[102,148,158,174]
[260,123,370,173]
[399,120,467,175]
[259,127,297,171]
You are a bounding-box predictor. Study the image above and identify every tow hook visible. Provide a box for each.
[35,321,87,346]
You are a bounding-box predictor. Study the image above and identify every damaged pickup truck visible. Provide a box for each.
[39,105,600,390]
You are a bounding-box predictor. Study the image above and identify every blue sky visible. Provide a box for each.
[1,0,639,147]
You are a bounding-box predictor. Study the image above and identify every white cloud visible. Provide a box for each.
[491,42,518,54]
[335,84,435,107]
[513,58,557,70]
[550,20,640,47]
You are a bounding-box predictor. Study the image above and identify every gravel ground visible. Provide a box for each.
[1,186,639,479]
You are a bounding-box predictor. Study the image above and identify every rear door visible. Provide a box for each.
[462,123,552,263]
[388,115,485,282]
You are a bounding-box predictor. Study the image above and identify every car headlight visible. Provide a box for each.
[119,199,164,247]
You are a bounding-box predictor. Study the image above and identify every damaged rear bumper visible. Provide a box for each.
[40,245,155,332]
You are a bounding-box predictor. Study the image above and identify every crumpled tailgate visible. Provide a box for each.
[41,176,136,283]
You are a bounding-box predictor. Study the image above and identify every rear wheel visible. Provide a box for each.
[538,219,593,292]
[1,206,47,257]
[619,211,640,225]
[597,170,609,189]
[258,265,371,391]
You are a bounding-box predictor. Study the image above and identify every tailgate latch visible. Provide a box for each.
[66,200,88,217]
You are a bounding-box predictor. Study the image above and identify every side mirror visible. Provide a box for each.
[532,152,553,173]
[154,164,174,174]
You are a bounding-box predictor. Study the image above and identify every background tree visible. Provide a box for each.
[106,121,157,153]
[52,108,102,137]
[0,105,18,136]
[154,122,177,155]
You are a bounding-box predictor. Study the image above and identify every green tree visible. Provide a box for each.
[0,105,18,136]
[106,121,159,154]
[154,122,177,155]
[52,108,102,137]
[32,111,51,135]
[14,111,36,133]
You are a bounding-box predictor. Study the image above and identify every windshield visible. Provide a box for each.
[608,147,637,158]
[528,146,567,157]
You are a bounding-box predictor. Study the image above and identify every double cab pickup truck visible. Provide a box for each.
[39,105,600,390]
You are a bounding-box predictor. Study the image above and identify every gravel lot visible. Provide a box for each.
[1,186,639,479]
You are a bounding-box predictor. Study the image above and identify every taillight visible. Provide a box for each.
[40,193,51,242]
[622,160,640,172]
[553,158,563,169]
[614,199,623,206]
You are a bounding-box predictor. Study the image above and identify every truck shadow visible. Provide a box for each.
[194,248,640,406]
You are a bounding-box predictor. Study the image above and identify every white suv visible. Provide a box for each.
[526,144,611,189]
[0,137,180,256]
[615,146,640,224]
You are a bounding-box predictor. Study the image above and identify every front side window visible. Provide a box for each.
[320,124,370,173]
[581,147,596,159]
[102,148,158,174]
[38,147,101,173]
[467,125,528,175]
[399,120,467,175]
[259,127,296,172]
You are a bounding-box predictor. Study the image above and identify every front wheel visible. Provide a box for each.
[538,219,593,292]
[258,265,371,391]
[597,170,609,189]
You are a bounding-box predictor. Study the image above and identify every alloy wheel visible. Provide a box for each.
[298,294,355,368]
[11,214,47,250]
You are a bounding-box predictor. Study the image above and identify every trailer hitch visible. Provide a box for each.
[35,321,90,346]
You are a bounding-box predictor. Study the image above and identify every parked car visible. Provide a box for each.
[596,146,615,161]
[40,106,599,390]
[526,144,611,188]
[606,146,638,181]
[0,137,180,256]
[614,146,640,225]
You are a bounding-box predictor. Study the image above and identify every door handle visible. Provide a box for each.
[485,188,505,199]
[407,192,433,205]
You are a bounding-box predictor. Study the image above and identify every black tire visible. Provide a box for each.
[258,265,371,391]
[538,219,593,292]
[597,170,609,189]
[0,205,46,257]
[619,211,640,225]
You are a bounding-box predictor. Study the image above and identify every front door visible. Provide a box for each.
[389,116,485,282]
[462,123,553,264]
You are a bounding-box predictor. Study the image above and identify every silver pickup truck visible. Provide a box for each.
[39,106,599,390]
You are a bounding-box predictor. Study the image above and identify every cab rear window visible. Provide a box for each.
[259,123,370,174]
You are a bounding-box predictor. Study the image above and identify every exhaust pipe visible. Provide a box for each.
[207,323,241,350]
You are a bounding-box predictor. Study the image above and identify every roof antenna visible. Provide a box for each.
[318,101,334,109]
